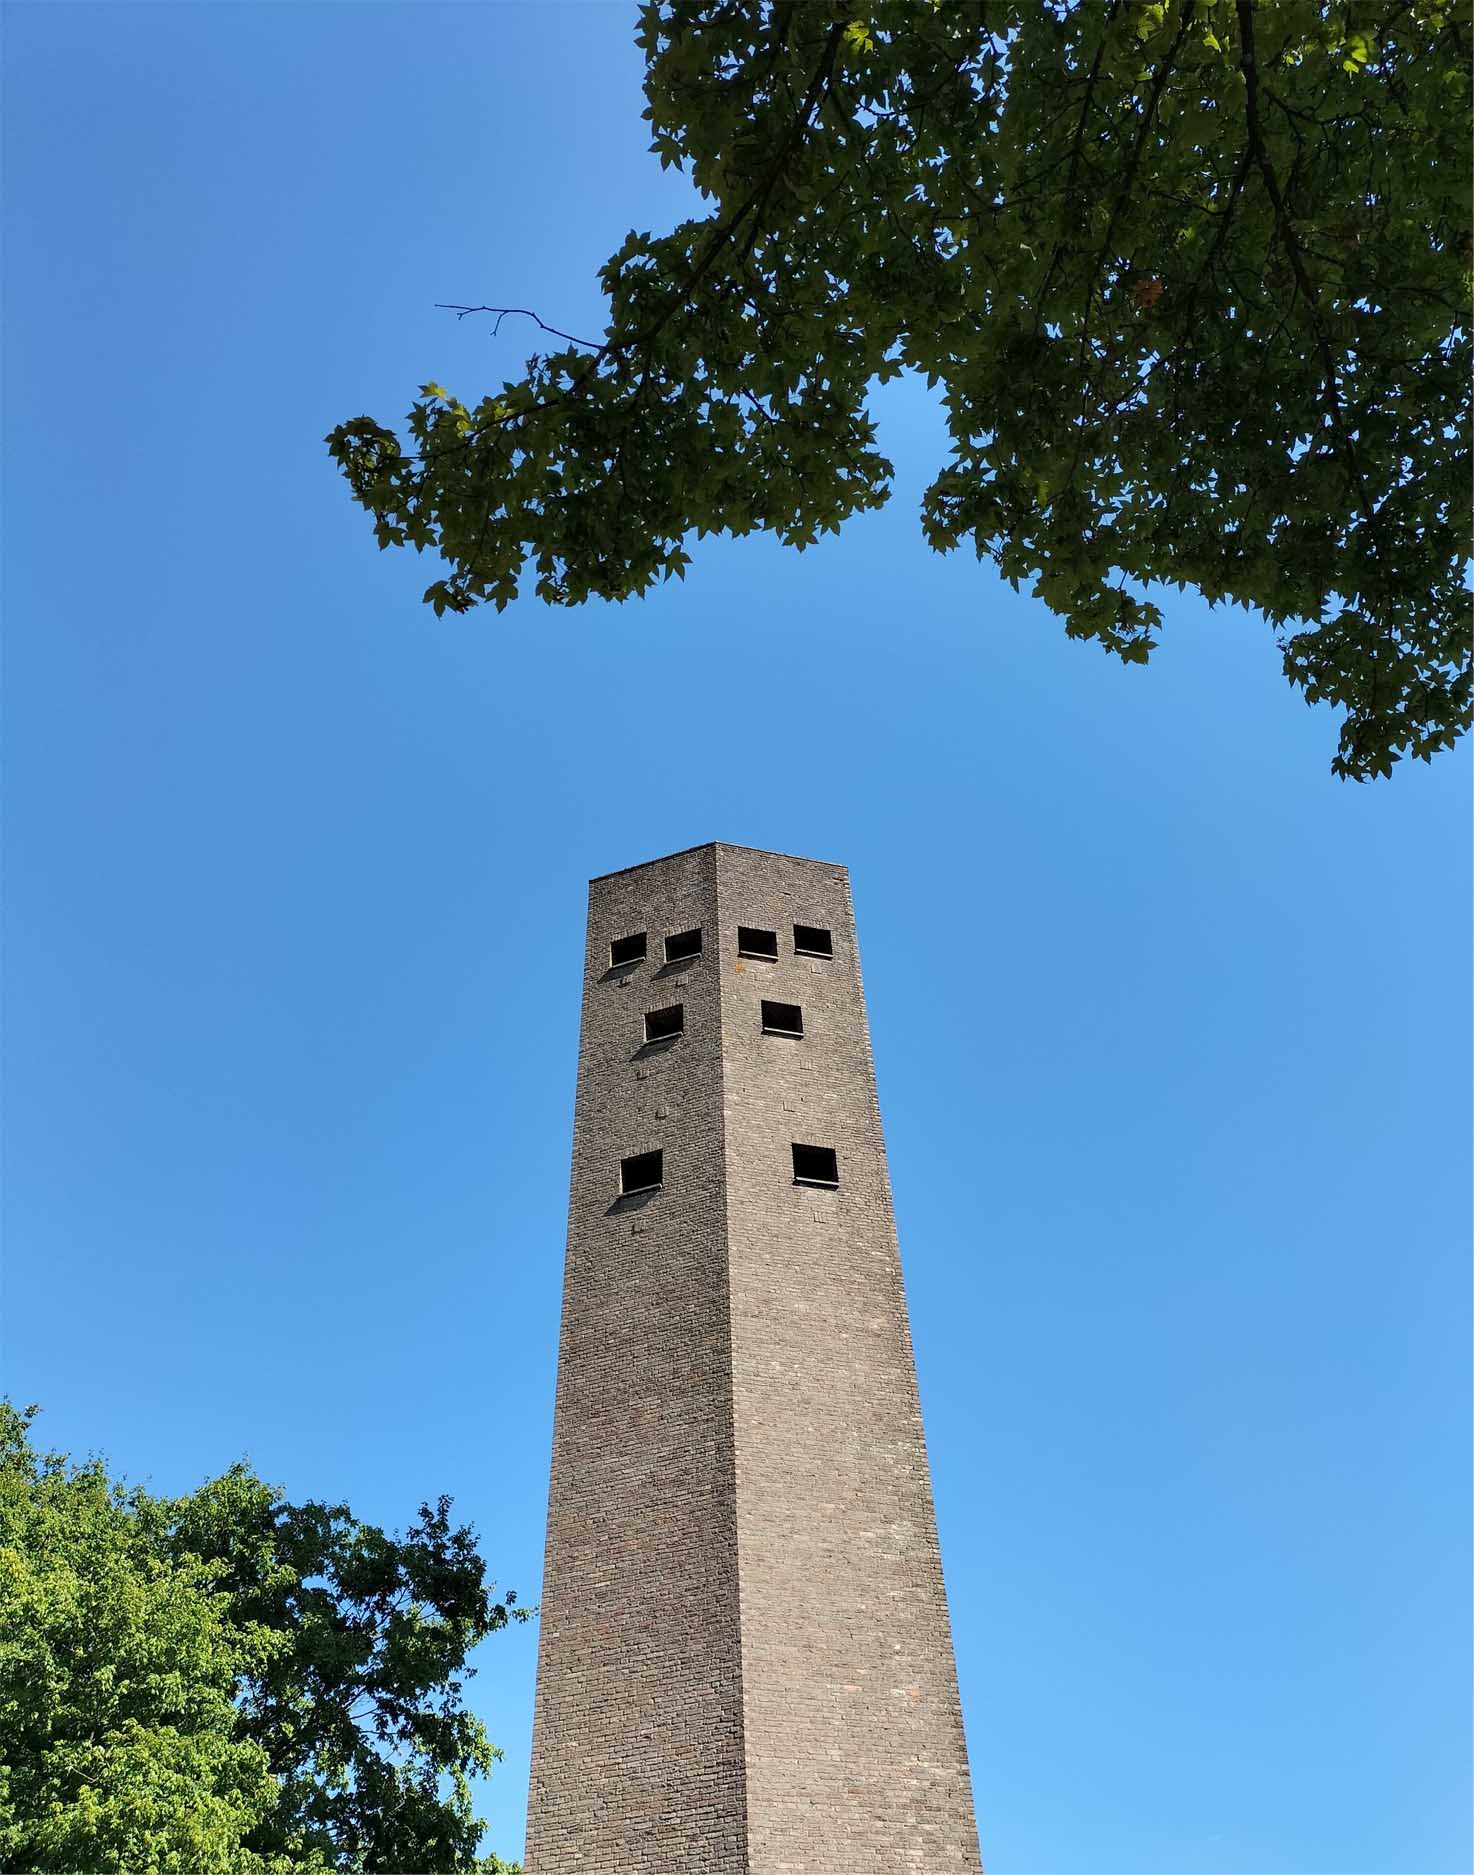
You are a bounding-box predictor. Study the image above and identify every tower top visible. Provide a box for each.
[588,839,846,885]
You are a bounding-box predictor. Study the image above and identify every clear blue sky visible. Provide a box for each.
[4,6,1469,1870]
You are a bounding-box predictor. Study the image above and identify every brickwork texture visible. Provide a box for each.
[524,844,981,1875]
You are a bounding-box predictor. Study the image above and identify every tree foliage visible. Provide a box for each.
[0,1403,525,1874]
[329,0,1470,780]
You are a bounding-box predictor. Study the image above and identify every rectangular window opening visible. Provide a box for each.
[610,931,647,969]
[792,1142,839,1187]
[644,1004,684,1044]
[761,1000,804,1038]
[664,927,702,963]
[621,1149,664,1195]
[737,926,779,960]
[794,923,833,958]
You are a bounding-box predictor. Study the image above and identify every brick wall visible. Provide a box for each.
[525,845,747,1874]
[525,844,980,1874]
[715,845,980,1873]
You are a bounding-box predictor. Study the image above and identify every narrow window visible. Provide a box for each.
[738,926,778,960]
[792,1143,839,1187]
[621,1149,663,1194]
[794,923,833,958]
[761,1000,803,1038]
[664,927,702,963]
[610,931,647,968]
[644,1004,684,1044]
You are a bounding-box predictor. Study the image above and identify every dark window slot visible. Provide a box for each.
[621,1149,664,1194]
[794,924,833,958]
[610,932,647,968]
[664,927,703,963]
[737,926,778,960]
[644,1004,684,1044]
[792,1142,839,1187]
[761,1000,803,1037]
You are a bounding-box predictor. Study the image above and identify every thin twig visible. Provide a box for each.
[434,305,605,351]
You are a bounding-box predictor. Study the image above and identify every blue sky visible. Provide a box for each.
[3,6,1469,1870]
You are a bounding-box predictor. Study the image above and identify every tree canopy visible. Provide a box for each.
[328,0,1470,780]
[0,1403,525,1874]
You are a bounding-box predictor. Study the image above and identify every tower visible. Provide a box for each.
[525,843,980,1874]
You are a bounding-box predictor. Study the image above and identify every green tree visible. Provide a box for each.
[329,0,1470,781]
[0,1403,526,1874]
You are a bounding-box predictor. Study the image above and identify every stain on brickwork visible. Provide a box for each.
[525,845,980,1875]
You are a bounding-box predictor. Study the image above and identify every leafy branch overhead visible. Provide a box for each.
[328,0,1471,780]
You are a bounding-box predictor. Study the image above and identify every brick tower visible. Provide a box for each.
[525,843,980,1874]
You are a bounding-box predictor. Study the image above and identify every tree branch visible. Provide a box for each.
[435,305,605,351]
[1234,0,1383,547]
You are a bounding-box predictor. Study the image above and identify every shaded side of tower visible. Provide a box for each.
[524,845,747,1874]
